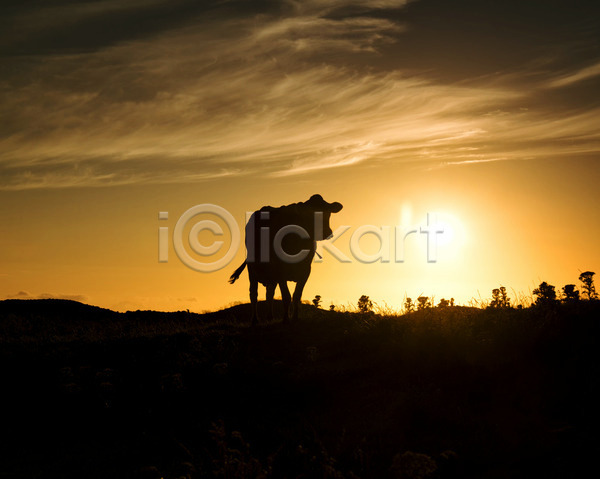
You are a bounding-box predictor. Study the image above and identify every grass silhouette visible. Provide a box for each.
[1,294,599,478]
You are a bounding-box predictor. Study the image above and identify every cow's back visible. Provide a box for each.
[245,204,315,285]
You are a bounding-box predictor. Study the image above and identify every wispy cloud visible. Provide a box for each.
[546,61,600,88]
[1,0,599,189]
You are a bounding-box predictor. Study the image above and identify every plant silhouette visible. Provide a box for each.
[312,295,322,308]
[533,281,557,306]
[404,297,415,313]
[579,271,597,300]
[562,284,580,303]
[489,286,511,309]
[417,296,431,310]
[357,295,373,313]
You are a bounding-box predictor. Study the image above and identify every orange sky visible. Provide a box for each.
[1,0,599,312]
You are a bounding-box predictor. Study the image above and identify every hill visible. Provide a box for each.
[1,299,599,478]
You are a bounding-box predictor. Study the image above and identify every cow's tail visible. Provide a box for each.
[228,261,247,284]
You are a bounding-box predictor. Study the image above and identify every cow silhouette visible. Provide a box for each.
[229,194,343,324]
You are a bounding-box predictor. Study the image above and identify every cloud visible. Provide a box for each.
[1,0,599,189]
[428,158,512,170]
[271,141,378,176]
[6,291,31,299]
[546,61,600,89]
[0,158,241,191]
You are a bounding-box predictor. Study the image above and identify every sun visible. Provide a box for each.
[436,217,455,247]
[434,211,468,261]
[398,203,467,264]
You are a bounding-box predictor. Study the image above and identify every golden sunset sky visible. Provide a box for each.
[1,0,599,312]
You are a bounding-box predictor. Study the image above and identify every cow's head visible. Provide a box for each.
[303,194,343,241]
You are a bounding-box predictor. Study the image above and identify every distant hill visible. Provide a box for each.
[0,297,327,326]
[0,298,118,320]
[0,297,320,342]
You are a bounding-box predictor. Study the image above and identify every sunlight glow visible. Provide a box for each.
[435,212,467,261]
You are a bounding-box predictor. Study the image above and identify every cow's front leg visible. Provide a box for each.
[249,280,259,326]
[291,278,307,321]
[265,283,276,322]
[279,281,291,323]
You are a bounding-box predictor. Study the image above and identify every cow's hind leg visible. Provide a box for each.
[265,283,276,322]
[279,281,291,323]
[249,279,259,326]
[291,278,307,321]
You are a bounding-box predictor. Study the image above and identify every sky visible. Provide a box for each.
[1,0,599,312]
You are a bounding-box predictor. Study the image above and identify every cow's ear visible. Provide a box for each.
[329,202,343,213]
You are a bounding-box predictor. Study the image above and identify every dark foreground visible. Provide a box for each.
[1,299,599,478]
